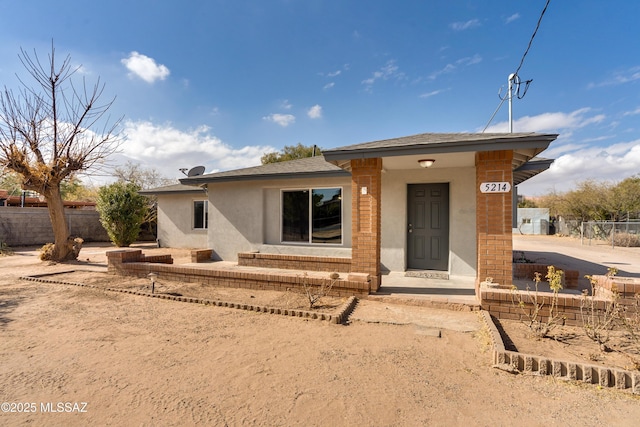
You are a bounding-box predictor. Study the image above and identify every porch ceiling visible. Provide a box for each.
[380,152,475,171]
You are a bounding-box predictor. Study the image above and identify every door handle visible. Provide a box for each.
[408,223,413,233]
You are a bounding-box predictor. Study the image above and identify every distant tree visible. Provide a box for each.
[611,175,640,220]
[0,170,22,196]
[113,161,175,190]
[261,143,320,164]
[532,175,640,233]
[0,44,121,261]
[59,176,98,202]
[96,182,148,247]
[518,197,538,208]
[113,161,175,236]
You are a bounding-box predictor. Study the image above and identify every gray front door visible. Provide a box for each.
[407,183,449,271]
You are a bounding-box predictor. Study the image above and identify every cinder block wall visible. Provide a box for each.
[0,207,109,246]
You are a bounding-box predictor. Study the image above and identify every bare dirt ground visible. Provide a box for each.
[510,234,640,371]
[1,243,639,426]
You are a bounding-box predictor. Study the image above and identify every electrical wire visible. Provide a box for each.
[482,94,507,133]
[482,0,551,132]
[514,0,551,79]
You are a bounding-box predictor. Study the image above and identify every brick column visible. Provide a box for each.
[350,158,382,291]
[476,150,513,293]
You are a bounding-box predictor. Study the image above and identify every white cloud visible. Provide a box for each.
[505,13,520,24]
[419,89,448,99]
[327,70,341,77]
[428,54,482,80]
[281,99,293,110]
[482,108,606,133]
[588,66,640,88]
[118,120,273,179]
[450,19,480,31]
[263,113,296,127]
[307,105,322,119]
[121,52,170,83]
[623,107,640,116]
[481,107,639,195]
[323,82,335,90]
[518,140,640,195]
[362,60,404,92]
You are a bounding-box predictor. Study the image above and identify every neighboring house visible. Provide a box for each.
[515,208,551,235]
[145,132,558,291]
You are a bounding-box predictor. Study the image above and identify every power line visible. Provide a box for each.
[482,0,551,132]
[514,0,551,78]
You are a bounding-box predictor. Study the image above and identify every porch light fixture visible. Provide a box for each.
[418,159,435,168]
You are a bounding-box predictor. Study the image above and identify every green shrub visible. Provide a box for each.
[96,182,148,247]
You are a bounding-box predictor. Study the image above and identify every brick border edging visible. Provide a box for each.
[478,311,640,394]
[20,274,359,325]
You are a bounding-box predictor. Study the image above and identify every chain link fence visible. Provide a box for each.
[579,221,640,248]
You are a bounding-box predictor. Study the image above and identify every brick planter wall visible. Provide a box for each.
[481,286,638,326]
[594,275,640,299]
[237,252,351,273]
[107,249,370,297]
[513,263,579,289]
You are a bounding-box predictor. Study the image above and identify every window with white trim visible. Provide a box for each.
[193,200,208,229]
[282,187,342,244]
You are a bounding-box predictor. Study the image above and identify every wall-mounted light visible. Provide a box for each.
[418,159,435,168]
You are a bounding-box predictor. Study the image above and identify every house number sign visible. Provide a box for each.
[480,182,511,193]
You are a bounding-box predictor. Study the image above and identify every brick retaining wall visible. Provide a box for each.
[513,263,579,288]
[481,279,638,326]
[594,275,640,299]
[107,249,370,297]
[237,252,351,273]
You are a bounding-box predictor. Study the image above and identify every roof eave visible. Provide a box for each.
[513,158,555,186]
[179,169,351,185]
[323,134,558,163]
[139,188,206,196]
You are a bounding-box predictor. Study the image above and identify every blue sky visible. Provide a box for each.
[1,0,639,195]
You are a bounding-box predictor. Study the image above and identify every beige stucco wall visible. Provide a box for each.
[156,193,208,248]
[380,167,477,277]
[207,177,352,261]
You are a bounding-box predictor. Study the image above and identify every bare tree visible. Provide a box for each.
[0,44,122,261]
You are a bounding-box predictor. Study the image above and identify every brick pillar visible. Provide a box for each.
[476,151,513,294]
[350,158,382,291]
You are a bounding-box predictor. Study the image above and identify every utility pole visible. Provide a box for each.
[508,73,516,133]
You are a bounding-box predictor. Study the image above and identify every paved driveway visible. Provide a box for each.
[513,234,640,293]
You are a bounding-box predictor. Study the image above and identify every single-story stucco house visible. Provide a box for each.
[141,132,557,294]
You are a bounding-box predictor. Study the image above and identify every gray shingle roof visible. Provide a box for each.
[323,132,558,161]
[179,155,349,185]
[174,132,558,187]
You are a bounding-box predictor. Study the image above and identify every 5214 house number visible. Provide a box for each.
[480,182,511,193]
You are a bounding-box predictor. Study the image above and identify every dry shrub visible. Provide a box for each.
[39,237,84,261]
[581,269,620,352]
[511,266,564,339]
[300,272,337,309]
[613,232,640,247]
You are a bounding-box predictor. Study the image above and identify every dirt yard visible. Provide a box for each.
[1,244,639,426]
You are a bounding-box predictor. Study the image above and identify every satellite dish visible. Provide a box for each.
[187,166,206,177]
